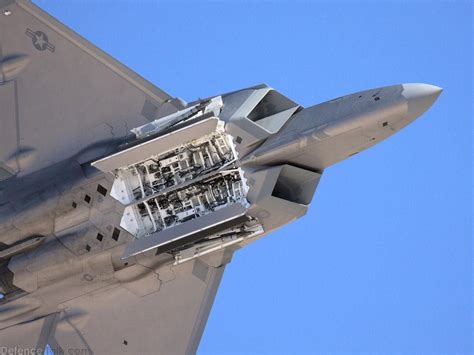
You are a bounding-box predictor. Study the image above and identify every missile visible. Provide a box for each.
[91,83,441,263]
[0,236,45,260]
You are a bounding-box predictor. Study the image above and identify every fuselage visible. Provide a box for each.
[0,83,441,328]
[242,84,442,170]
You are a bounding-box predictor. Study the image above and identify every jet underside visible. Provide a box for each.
[0,1,441,352]
[0,82,441,310]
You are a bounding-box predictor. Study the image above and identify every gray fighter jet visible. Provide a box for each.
[0,1,442,354]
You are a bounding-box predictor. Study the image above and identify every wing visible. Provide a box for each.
[0,254,230,355]
[0,0,180,178]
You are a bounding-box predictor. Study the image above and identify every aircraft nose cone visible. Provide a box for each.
[402,83,443,120]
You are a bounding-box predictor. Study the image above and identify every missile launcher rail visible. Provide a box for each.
[92,99,263,261]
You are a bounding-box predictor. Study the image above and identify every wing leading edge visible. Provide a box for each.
[0,0,180,177]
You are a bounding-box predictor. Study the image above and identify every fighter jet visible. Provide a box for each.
[0,1,442,354]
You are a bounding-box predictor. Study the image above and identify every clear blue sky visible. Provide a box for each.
[38,1,472,354]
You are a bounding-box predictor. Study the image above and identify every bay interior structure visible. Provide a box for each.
[0,0,442,353]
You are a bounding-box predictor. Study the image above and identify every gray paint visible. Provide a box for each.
[124,204,247,258]
[0,1,442,354]
[92,117,219,173]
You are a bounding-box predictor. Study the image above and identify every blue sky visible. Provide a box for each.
[39,1,472,354]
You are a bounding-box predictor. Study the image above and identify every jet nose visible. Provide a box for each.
[402,83,443,120]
